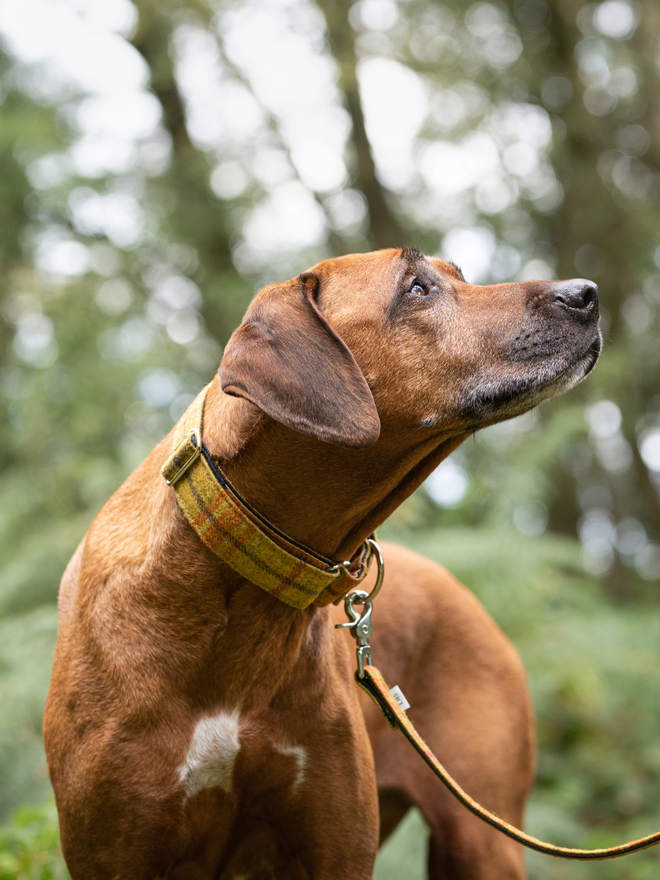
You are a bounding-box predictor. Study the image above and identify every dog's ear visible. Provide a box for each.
[219,272,380,448]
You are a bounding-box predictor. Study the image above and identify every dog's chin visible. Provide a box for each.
[463,332,602,426]
[540,336,601,395]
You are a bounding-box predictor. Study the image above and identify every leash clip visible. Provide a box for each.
[335,589,374,678]
[334,538,384,678]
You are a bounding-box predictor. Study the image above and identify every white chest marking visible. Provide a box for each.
[275,743,308,790]
[179,711,241,797]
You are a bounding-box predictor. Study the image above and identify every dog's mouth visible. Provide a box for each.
[546,329,602,388]
[462,327,602,424]
[580,335,602,377]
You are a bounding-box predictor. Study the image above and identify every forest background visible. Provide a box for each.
[0,0,659,876]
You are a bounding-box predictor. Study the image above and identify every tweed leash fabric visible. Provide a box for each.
[161,385,373,609]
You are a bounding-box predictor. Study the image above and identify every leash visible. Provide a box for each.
[339,542,660,861]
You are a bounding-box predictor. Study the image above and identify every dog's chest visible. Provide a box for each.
[178,711,308,798]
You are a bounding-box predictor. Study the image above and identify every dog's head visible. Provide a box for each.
[219,248,601,449]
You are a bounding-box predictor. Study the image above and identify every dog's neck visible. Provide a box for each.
[202,377,466,561]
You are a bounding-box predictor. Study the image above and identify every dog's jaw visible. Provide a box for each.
[460,324,602,427]
[543,331,602,392]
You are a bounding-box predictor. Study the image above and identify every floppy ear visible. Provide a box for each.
[219,272,380,448]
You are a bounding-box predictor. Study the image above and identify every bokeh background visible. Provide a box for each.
[0,0,659,876]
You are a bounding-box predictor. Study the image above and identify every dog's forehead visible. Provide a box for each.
[311,248,404,278]
[401,249,463,281]
[426,255,466,282]
[305,250,405,308]
[297,250,466,320]
[311,249,463,284]
[311,248,433,289]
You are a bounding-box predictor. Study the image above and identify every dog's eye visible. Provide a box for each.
[409,280,427,297]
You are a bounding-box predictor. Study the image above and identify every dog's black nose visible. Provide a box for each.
[553,279,599,314]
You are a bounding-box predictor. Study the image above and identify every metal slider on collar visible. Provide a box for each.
[164,429,202,485]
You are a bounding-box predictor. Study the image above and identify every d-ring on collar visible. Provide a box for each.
[161,384,374,609]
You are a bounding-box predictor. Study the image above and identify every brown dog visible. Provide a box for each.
[44,248,600,879]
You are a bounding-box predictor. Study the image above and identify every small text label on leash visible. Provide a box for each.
[389,685,410,712]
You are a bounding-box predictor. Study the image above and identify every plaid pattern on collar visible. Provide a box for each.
[161,385,373,609]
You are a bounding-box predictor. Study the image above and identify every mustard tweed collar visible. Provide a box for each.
[161,385,373,609]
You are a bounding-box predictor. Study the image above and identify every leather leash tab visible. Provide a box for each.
[359,664,660,861]
[161,385,372,609]
[355,667,398,730]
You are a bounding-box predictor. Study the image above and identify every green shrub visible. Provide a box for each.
[0,801,68,880]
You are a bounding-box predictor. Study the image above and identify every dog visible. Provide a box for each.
[44,248,600,879]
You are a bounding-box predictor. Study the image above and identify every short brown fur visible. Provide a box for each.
[45,249,600,879]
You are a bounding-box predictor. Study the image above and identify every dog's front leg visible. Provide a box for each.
[238,609,382,880]
[292,700,381,880]
[214,736,380,879]
[211,672,381,880]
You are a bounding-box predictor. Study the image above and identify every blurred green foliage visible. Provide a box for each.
[380,524,660,877]
[0,0,659,876]
[0,801,67,880]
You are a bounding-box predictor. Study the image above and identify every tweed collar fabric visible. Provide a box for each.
[161,384,373,609]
